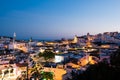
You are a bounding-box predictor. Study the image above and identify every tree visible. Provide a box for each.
[110,48,120,67]
[40,71,54,80]
[66,62,118,80]
[66,48,120,80]
[30,63,43,80]
[29,50,55,80]
[38,51,55,62]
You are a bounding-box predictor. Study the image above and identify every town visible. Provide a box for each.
[0,31,120,80]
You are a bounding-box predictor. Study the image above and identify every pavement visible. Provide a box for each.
[43,67,66,80]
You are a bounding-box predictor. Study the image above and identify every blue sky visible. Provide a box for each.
[0,0,120,40]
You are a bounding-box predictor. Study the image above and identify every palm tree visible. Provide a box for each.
[30,62,43,80]
[30,51,55,79]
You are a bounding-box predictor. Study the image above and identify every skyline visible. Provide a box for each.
[0,0,120,40]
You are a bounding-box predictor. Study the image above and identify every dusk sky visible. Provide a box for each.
[0,0,120,40]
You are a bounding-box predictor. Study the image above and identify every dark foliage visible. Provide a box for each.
[66,48,120,80]
[110,48,120,67]
[38,51,55,61]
